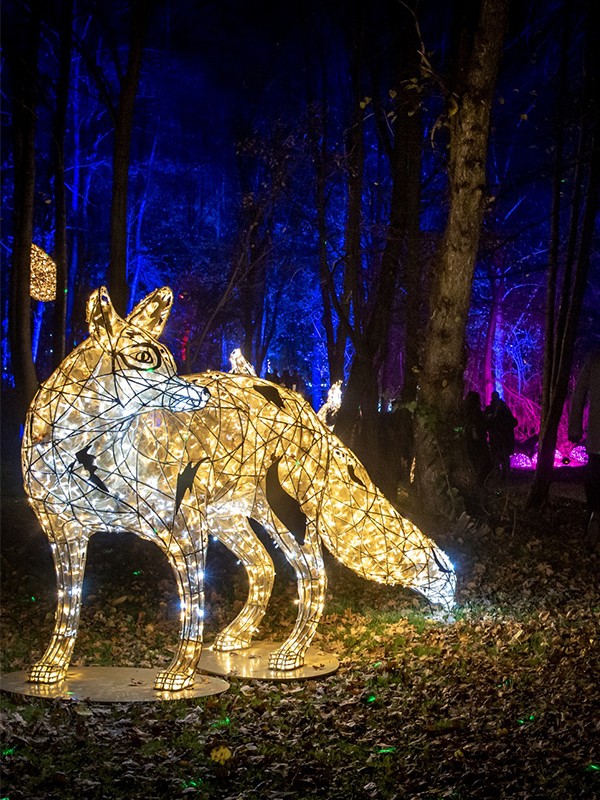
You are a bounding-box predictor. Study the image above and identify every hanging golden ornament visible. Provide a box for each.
[30,244,57,301]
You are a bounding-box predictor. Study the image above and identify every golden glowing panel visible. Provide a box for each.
[22,286,456,692]
[30,244,57,301]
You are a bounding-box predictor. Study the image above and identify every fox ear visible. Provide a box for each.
[126,287,173,338]
[87,286,123,349]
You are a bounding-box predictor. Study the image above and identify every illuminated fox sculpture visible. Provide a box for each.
[23,287,455,691]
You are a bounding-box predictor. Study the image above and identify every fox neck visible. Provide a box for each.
[24,343,132,448]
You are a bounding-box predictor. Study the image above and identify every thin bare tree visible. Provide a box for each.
[413,0,509,512]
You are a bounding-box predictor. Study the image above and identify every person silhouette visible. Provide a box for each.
[280,369,292,389]
[568,349,600,548]
[462,391,492,485]
[484,391,518,479]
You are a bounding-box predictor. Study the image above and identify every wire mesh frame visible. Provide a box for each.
[22,286,456,691]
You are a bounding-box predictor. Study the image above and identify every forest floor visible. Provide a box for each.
[1,469,598,800]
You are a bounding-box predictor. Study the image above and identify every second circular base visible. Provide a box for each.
[199,641,339,680]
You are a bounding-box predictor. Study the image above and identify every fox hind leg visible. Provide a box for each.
[265,516,326,671]
[212,514,275,651]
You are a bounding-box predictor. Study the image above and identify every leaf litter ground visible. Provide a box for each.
[1,471,598,799]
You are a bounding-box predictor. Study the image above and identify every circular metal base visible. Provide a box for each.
[0,667,229,703]
[199,641,339,681]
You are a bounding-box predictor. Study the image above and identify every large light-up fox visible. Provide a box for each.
[22,286,455,691]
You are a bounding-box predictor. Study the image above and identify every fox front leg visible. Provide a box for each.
[265,518,326,671]
[211,514,275,651]
[154,527,206,691]
[29,517,89,684]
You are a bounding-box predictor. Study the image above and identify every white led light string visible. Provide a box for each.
[22,286,456,691]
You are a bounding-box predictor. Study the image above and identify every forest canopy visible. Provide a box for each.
[2,0,599,510]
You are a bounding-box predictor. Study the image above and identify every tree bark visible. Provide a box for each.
[394,23,424,486]
[52,0,74,368]
[8,1,41,416]
[482,259,506,404]
[413,0,509,512]
[108,0,149,316]
[331,63,368,447]
[313,100,347,384]
[527,0,600,507]
[334,6,424,495]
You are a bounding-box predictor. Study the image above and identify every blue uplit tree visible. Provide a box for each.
[3,0,598,510]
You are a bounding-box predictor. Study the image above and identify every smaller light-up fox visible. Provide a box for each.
[23,287,455,692]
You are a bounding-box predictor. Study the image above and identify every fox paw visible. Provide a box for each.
[154,669,195,692]
[268,648,305,671]
[28,662,67,684]
[212,630,252,651]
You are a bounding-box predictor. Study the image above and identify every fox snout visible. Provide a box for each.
[165,381,211,413]
[422,546,457,612]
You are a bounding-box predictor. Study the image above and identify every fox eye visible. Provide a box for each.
[118,343,162,371]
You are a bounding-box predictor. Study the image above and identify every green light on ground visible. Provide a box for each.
[367,694,377,703]
[377,747,396,754]
[2,747,16,756]
[133,570,142,576]
[209,717,230,727]
[182,778,203,788]
[517,714,535,725]
[585,763,599,772]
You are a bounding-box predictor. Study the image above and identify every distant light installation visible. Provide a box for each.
[23,287,456,691]
[228,347,256,376]
[317,379,343,429]
[30,244,57,301]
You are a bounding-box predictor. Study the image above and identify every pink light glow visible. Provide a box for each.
[510,446,588,470]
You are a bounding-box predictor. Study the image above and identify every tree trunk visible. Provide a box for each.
[334,111,404,491]
[335,8,425,496]
[108,0,149,316]
[52,0,74,368]
[482,261,505,404]
[8,1,41,417]
[128,125,158,310]
[398,103,423,410]
[527,0,600,507]
[331,75,367,447]
[414,0,509,513]
[313,101,347,384]
[395,61,424,486]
